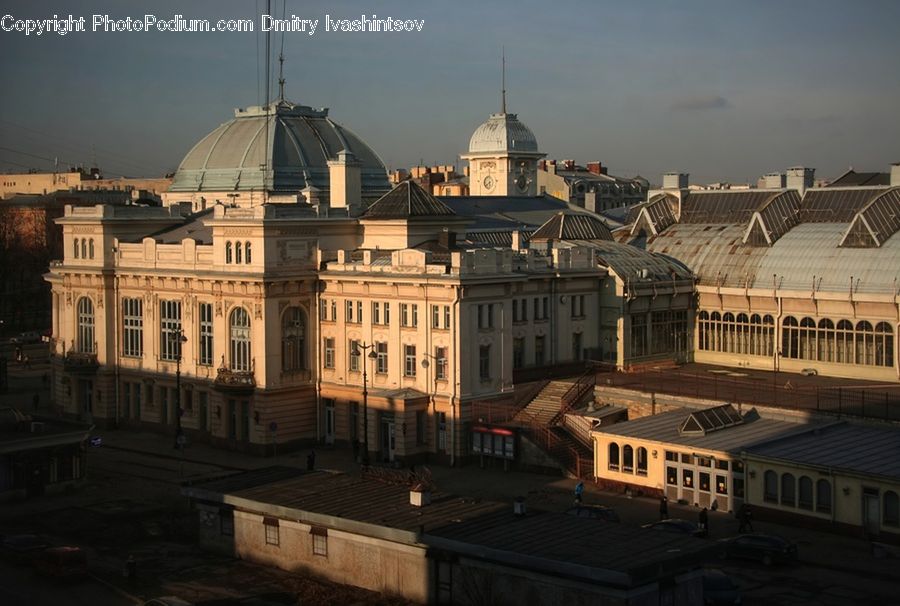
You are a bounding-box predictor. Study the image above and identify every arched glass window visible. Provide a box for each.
[699,311,710,351]
[80,238,87,259]
[73,238,80,259]
[764,470,778,503]
[235,241,242,264]
[636,447,648,475]
[763,315,775,356]
[89,238,95,259]
[799,318,816,360]
[836,320,854,364]
[875,322,894,368]
[798,476,813,510]
[76,297,95,353]
[281,306,306,372]
[816,479,832,514]
[225,241,232,264]
[884,491,900,527]
[608,442,620,471]
[783,316,799,359]
[623,445,634,473]
[245,241,252,264]
[818,319,835,362]
[781,473,796,506]
[856,321,874,365]
[229,307,251,372]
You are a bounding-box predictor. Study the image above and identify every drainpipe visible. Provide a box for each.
[450,284,461,466]
[113,273,120,428]
[315,280,323,443]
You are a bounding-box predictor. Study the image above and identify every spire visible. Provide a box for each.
[278,51,286,101]
[501,46,507,114]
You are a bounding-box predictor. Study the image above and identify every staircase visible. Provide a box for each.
[512,380,574,425]
[549,427,594,479]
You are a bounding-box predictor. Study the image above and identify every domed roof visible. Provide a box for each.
[467,113,540,155]
[170,101,390,200]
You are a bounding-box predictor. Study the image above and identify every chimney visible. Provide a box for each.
[511,229,523,250]
[439,228,456,249]
[563,159,575,171]
[786,166,815,196]
[586,161,604,176]
[327,149,362,211]
[585,191,598,213]
[547,160,557,175]
[891,163,900,187]
[663,172,689,189]
[763,173,786,188]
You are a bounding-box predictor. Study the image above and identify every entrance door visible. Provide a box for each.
[863,489,880,535]
[381,419,396,462]
[324,400,335,444]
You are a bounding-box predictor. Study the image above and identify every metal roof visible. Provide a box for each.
[745,422,900,481]
[594,408,817,454]
[828,170,892,187]
[145,208,215,244]
[529,211,613,241]
[681,190,778,224]
[798,188,888,223]
[562,239,693,280]
[467,112,539,154]
[361,180,456,220]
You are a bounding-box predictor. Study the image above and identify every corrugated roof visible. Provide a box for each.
[828,170,891,187]
[799,188,888,223]
[530,212,613,241]
[681,190,777,224]
[746,422,900,480]
[361,180,456,220]
[840,188,900,248]
[563,239,693,280]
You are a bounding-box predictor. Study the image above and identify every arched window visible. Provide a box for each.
[816,479,832,514]
[245,241,252,264]
[763,315,775,356]
[225,241,232,264]
[884,491,899,527]
[235,241,242,264]
[875,322,894,367]
[281,307,307,372]
[608,442,620,471]
[76,297,95,353]
[799,318,816,360]
[229,307,251,372]
[699,311,710,351]
[783,317,799,359]
[723,312,735,353]
[856,321,874,365]
[636,447,648,476]
[818,319,835,362]
[73,238,80,259]
[80,238,87,259]
[711,312,722,351]
[764,470,778,503]
[781,473,796,506]
[623,445,634,473]
[798,476,813,510]
[836,320,853,364]
[89,238,95,259]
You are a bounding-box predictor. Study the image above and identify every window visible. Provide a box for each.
[781,473,796,507]
[122,298,143,357]
[608,443,620,471]
[311,527,328,556]
[376,342,388,374]
[401,303,411,327]
[346,300,355,323]
[229,308,251,371]
[650,310,689,355]
[443,305,450,329]
[572,332,583,361]
[435,347,448,380]
[479,345,491,380]
[513,298,527,323]
[432,305,440,328]
[321,299,329,321]
[778,316,893,367]
[159,300,182,361]
[630,313,648,358]
[77,297,95,353]
[798,476,814,510]
[372,302,380,324]
[571,294,585,318]
[73,238,79,259]
[225,242,232,264]
[816,479,832,514]
[513,337,525,369]
[716,475,728,495]
[245,241,252,263]
[636,447,648,476]
[665,451,678,462]
[235,241,242,264]
[81,239,87,259]
[884,491,899,527]
[404,345,417,377]
[199,302,214,366]
[699,472,710,492]
[478,304,494,329]
[349,339,360,372]
[281,307,306,371]
[699,311,774,356]
[764,470,778,503]
[666,466,677,486]
[89,239,95,259]
[412,304,418,327]
[682,469,694,488]
[324,338,335,369]
[534,335,545,365]
[622,445,634,473]
[264,518,280,546]
[384,302,391,325]
[372,302,392,325]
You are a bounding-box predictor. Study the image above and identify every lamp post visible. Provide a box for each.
[171,328,188,448]
[351,342,377,465]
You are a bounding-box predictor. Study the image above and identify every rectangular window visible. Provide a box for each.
[699,472,710,492]
[330,299,336,321]
[376,342,388,374]
[372,301,380,325]
[346,300,354,323]
[435,347,448,380]
[384,302,391,325]
[199,302,213,366]
[412,304,418,327]
[324,338,335,369]
[534,335,546,366]
[666,466,678,486]
[665,451,678,462]
[716,475,728,495]
[533,298,540,320]
[512,300,519,323]
[571,294,585,318]
[513,337,525,369]
[312,530,328,557]
[264,518,280,546]
[404,345,417,377]
[443,305,450,329]
[682,469,694,488]
[432,305,440,328]
[122,297,143,358]
[542,297,549,320]
[356,300,363,323]
[478,304,494,329]
[401,303,409,327]
[160,300,182,361]
[479,345,491,380]
[349,339,360,372]
[320,299,328,321]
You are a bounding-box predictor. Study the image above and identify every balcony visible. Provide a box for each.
[64,351,99,374]
[214,365,256,394]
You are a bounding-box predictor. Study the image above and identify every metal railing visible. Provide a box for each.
[525,422,593,480]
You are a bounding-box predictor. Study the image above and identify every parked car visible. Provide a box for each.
[717,534,798,566]
[565,504,620,523]
[0,533,50,565]
[703,569,742,605]
[642,518,706,537]
[34,546,89,580]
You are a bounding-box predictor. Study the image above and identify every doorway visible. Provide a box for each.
[381,418,396,462]
[324,399,335,444]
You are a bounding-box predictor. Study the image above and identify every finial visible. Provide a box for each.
[278,51,286,101]
[501,46,507,114]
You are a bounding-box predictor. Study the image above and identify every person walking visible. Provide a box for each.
[574,480,585,505]
[698,507,709,537]
[738,503,754,533]
[659,495,669,520]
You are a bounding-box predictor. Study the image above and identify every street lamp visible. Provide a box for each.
[351,342,378,465]
[170,328,188,448]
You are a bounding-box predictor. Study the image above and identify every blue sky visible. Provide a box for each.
[1,0,898,183]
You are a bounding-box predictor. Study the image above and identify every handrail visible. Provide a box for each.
[551,367,597,425]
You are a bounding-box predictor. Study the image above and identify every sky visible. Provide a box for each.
[1,0,898,184]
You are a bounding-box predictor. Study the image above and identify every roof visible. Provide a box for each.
[361,180,456,220]
[0,409,93,453]
[530,212,614,242]
[593,407,817,454]
[467,112,540,154]
[443,194,595,233]
[170,101,390,198]
[828,169,891,187]
[144,208,215,244]
[745,422,900,481]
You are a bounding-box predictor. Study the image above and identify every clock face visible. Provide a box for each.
[483,175,495,190]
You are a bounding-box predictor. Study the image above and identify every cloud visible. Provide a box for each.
[669,95,732,111]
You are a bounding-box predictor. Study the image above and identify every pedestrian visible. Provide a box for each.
[659,495,669,520]
[32,392,39,411]
[738,503,754,533]
[574,480,585,504]
[125,554,137,586]
[698,507,709,537]
[307,449,316,471]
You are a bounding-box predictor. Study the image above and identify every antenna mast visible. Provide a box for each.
[501,46,507,114]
